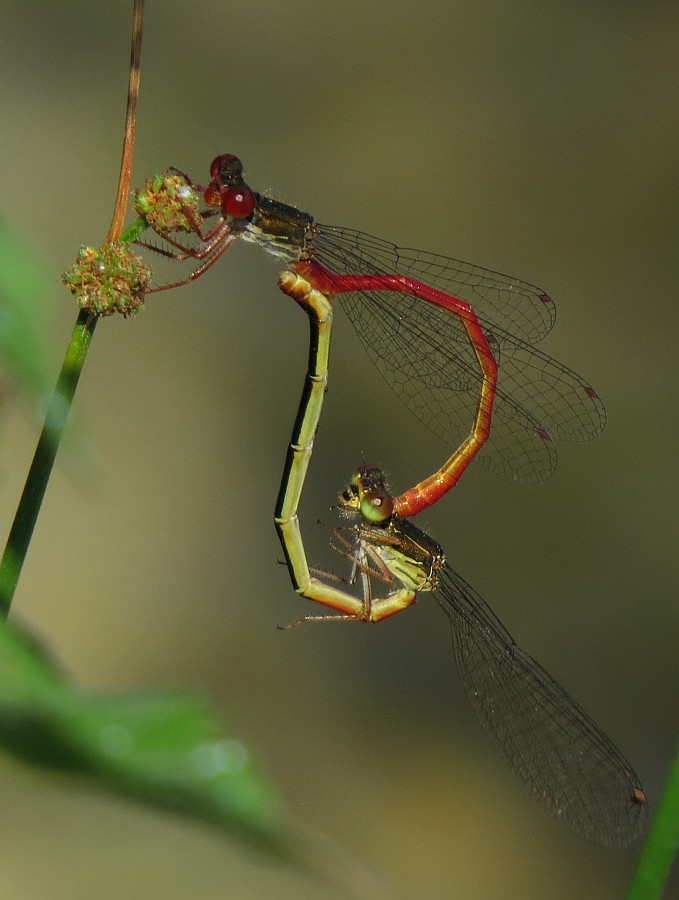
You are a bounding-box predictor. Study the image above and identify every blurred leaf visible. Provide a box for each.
[0,617,288,854]
[0,218,52,402]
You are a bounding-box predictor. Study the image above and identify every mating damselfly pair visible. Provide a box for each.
[129,153,645,846]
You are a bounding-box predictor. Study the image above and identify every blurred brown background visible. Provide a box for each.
[0,1,677,897]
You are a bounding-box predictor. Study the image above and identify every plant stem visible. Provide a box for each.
[0,0,146,617]
[627,743,679,899]
[106,0,144,245]
[0,312,97,616]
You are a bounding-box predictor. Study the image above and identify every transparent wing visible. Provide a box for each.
[314,225,605,483]
[434,564,647,847]
[316,225,556,343]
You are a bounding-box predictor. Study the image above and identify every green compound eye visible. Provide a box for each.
[359,490,394,525]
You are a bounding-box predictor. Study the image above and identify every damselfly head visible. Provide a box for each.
[204,155,257,221]
[337,466,394,526]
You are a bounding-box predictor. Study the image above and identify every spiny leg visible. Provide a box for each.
[140,220,237,294]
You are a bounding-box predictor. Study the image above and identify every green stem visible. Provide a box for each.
[627,743,679,899]
[0,311,97,617]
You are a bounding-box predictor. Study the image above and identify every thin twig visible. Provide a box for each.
[106,0,144,244]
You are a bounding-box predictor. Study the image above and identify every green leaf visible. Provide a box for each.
[0,618,286,853]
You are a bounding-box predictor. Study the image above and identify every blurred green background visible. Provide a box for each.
[1,1,678,897]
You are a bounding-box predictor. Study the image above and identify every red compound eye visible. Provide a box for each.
[223,186,256,220]
[203,182,221,207]
[209,154,243,183]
